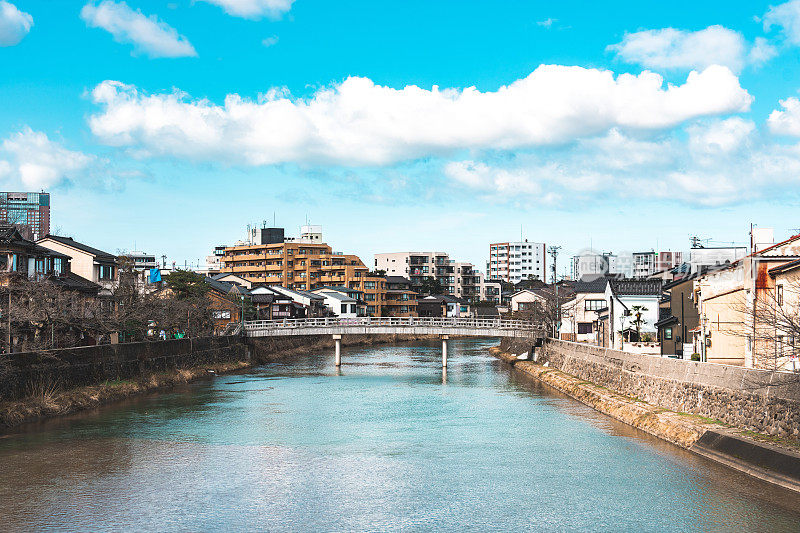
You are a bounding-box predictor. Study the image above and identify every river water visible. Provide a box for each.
[1,339,799,532]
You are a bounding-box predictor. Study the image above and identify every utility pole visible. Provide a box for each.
[548,245,561,339]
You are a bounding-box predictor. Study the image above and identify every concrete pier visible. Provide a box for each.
[333,334,342,366]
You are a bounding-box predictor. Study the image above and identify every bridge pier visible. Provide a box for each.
[442,335,449,368]
[333,334,342,366]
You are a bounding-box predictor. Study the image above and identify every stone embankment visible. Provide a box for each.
[0,333,436,431]
[491,338,800,494]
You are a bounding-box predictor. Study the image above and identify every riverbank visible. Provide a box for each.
[0,333,438,432]
[490,346,800,493]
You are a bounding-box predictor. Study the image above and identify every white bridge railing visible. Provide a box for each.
[243,317,541,332]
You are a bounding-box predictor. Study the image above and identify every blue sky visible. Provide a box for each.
[2,0,800,274]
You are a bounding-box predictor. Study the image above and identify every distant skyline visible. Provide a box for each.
[2,1,800,272]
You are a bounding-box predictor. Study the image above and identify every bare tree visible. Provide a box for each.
[733,283,800,372]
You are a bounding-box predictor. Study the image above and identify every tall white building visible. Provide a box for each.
[487,241,546,283]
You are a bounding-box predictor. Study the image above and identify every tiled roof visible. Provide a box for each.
[571,278,608,294]
[204,277,251,296]
[41,235,117,261]
[609,279,663,296]
[769,258,800,275]
[50,272,101,294]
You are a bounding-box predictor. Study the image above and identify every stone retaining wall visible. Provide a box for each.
[500,338,800,438]
[0,336,249,401]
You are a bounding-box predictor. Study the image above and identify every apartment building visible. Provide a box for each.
[384,276,418,317]
[220,226,387,315]
[487,241,546,284]
[480,278,503,304]
[374,251,484,300]
[631,251,684,278]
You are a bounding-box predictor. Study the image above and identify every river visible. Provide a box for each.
[1,339,799,532]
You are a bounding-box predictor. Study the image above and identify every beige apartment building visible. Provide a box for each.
[374,252,482,300]
[220,228,389,316]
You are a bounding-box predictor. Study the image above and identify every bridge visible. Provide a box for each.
[243,317,544,367]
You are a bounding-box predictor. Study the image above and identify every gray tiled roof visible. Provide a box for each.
[41,235,117,262]
[609,279,662,296]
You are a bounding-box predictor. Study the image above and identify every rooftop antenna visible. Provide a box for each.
[273,211,276,226]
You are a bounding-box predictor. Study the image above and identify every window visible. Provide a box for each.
[350,304,357,313]
[578,322,592,334]
[664,328,672,340]
[341,304,347,314]
[777,284,784,306]
[99,264,115,280]
[585,299,605,311]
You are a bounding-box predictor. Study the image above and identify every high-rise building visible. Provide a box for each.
[0,191,50,240]
[487,241,546,283]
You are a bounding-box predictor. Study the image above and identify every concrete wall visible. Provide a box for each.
[0,336,249,401]
[502,338,800,438]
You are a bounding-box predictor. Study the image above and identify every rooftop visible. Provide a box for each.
[40,235,117,262]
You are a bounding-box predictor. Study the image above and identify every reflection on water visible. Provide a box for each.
[1,339,799,532]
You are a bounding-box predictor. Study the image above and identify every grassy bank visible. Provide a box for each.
[0,360,252,431]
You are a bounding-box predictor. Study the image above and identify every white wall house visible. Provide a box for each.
[510,289,549,312]
[37,235,119,295]
[313,289,358,318]
[604,279,662,350]
[560,279,608,343]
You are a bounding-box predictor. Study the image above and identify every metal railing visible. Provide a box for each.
[243,317,541,331]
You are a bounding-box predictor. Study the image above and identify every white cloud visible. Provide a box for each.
[80,1,197,58]
[608,25,774,73]
[688,117,755,154]
[444,121,800,206]
[749,37,779,65]
[764,0,800,45]
[87,65,751,166]
[0,1,32,46]
[199,0,294,19]
[768,97,800,135]
[262,35,279,47]
[537,18,556,29]
[1,128,94,189]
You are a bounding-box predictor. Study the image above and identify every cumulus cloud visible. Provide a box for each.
[199,0,294,19]
[81,1,197,58]
[764,0,800,45]
[768,97,800,135]
[0,128,94,189]
[444,120,800,206]
[0,1,32,46]
[87,65,751,166]
[608,25,776,72]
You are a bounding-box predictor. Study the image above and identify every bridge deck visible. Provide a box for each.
[243,317,543,338]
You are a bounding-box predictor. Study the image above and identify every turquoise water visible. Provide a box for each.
[1,338,799,532]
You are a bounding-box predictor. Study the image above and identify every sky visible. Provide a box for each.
[2,0,800,275]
